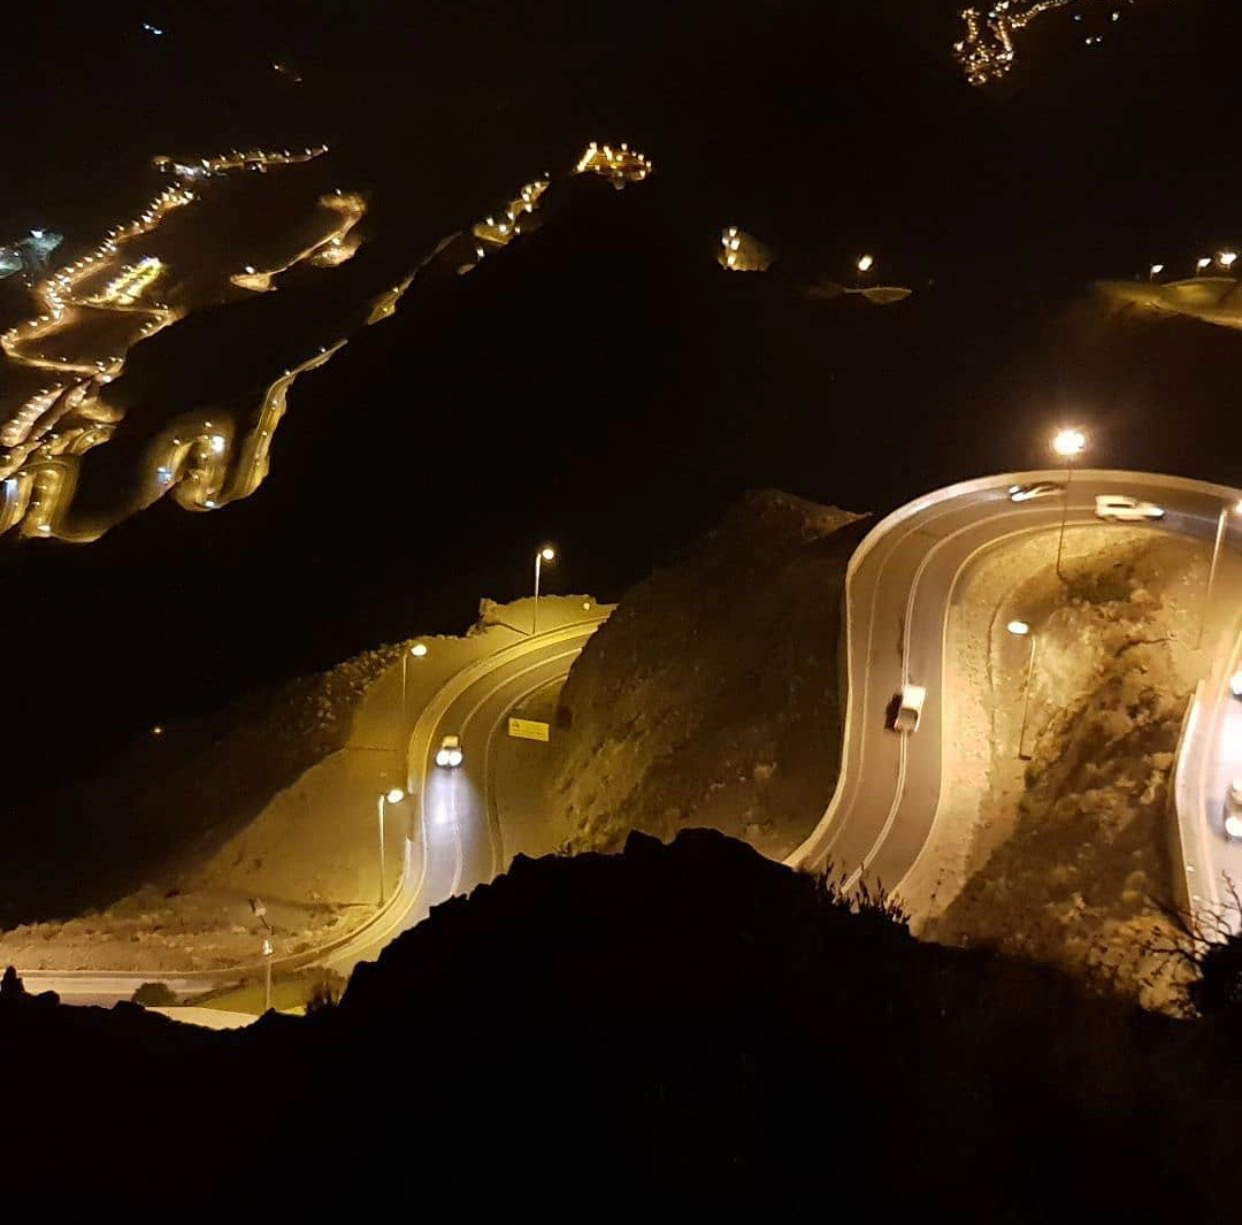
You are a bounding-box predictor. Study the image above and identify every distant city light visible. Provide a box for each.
[141,22,165,35]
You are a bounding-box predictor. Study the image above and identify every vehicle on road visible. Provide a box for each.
[436,733,463,768]
[1094,494,1166,522]
[1224,779,1242,839]
[1008,482,1061,502]
[886,684,926,734]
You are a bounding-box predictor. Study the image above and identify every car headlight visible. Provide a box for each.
[436,750,450,766]
[449,750,463,766]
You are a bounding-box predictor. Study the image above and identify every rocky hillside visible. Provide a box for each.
[547,491,868,858]
[7,830,1242,1216]
[931,541,1200,1006]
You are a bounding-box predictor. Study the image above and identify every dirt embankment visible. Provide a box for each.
[0,647,400,929]
[931,536,1204,1006]
[547,491,868,859]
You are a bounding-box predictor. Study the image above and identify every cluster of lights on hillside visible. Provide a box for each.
[573,142,652,188]
[0,139,653,542]
[231,191,366,291]
[470,178,551,256]
[718,226,774,272]
[1147,250,1238,280]
[955,0,1131,86]
[0,144,351,540]
[153,144,328,180]
[87,256,166,308]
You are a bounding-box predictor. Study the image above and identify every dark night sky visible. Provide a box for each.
[3,0,1241,792]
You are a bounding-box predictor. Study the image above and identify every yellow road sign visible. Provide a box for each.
[508,717,550,742]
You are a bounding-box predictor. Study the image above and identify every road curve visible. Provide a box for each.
[785,468,1242,917]
[21,614,606,1005]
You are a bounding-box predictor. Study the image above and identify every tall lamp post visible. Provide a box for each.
[1008,619,1037,759]
[1197,501,1241,649]
[531,544,556,635]
[262,937,273,1012]
[376,787,404,907]
[1052,427,1087,582]
[402,642,428,724]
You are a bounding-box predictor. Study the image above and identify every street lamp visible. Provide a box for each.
[1198,500,1242,649]
[1008,619,1038,759]
[1052,428,1087,582]
[1220,251,1238,272]
[376,788,404,907]
[402,642,428,723]
[1149,263,1164,280]
[262,938,273,1012]
[1196,257,1212,275]
[532,545,556,635]
[856,254,874,281]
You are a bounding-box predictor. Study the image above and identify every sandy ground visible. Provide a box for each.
[0,596,597,979]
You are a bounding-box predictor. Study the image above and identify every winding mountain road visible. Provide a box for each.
[21,467,1242,1008]
[787,468,1242,929]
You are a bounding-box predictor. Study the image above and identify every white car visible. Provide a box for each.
[1008,482,1062,503]
[1225,780,1242,840]
[435,734,463,768]
[1094,495,1165,523]
[887,684,926,734]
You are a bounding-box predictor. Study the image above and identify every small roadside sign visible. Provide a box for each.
[508,717,550,742]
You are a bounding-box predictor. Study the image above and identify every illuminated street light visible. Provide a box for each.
[1052,428,1087,581]
[856,254,874,274]
[1008,618,1038,759]
[262,938,273,1012]
[532,545,556,635]
[402,643,428,722]
[1198,501,1239,648]
[1220,251,1238,271]
[376,788,405,907]
[1149,263,1164,280]
[1197,257,1212,275]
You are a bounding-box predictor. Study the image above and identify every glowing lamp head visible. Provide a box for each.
[1226,812,1242,840]
[540,545,556,562]
[1150,263,1164,276]
[1006,620,1031,636]
[1220,251,1238,269]
[410,642,428,657]
[386,788,405,804]
[1198,257,1212,270]
[857,254,874,273]
[1052,428,1087,459]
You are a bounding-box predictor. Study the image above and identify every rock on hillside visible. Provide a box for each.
[546,490,868,858]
